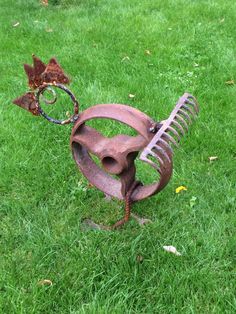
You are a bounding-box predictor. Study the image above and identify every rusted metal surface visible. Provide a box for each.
[23,55,69,90]
[13,92,39,116]
[35,83,79,125]
[70,93,199,205]
[12,55,200,229]
[24,55,46,89]
[136,93,199,201]
[13,56,78,124]
[70,103,154,199]
[41,58,70,85]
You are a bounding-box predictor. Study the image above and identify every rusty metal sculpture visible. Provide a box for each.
[13,56,199,230]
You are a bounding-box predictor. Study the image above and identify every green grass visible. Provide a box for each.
[0,0,236,313]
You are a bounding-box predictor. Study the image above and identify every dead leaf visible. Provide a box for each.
[219,18,225,23]
[38,279,52,286]
[225,80,234,85]
[128,93,135,99]
[45,28,53,33]
[41,0,48,6]
[145,49,151,56]
[190,196,197,208]
[136,255,144,263]
[13,22,20,27]
[163,246,182,256]
[208,156,218,162]
[193,62,199,67]
[121,56,130,62]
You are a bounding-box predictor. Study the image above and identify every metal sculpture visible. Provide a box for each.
[13,56,199,230]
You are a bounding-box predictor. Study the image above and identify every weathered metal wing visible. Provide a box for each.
[13,92,39,115]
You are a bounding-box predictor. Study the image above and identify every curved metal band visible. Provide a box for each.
[70,104,173,201]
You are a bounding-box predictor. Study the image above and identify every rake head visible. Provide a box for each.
[140,93,199,174]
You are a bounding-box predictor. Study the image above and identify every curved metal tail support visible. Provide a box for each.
[139,93,199,193]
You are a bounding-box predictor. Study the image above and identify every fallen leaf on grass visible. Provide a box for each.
[163,246,182,256]
[219,18,225,23]
[136,255,144,263]
[45,28,53,33]
[208,156,218,162]
[145,49,151,56]
[128,93,135,99]
[41,0,48,6]
[38,279,52,286]
[13,22,20,27]
[175,186,187,194]
[121,56,130,62]
[225,80,234,85]
[190,196,197,208]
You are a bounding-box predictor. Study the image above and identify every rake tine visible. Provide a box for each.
[162,132,179,147]
[153,145,171,163]
[171,120,185,136]
[187,95,200,112]
[185,99,199,114]
[178,108,192,123]
[167,126,181,141]
[182,104,197,119]
[175,114,189,131]
[141,155,162,174]
[157,139,174,156]
[147,148,164,165]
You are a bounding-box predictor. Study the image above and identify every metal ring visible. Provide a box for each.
[70,104,173,201]
[36,83,79,125]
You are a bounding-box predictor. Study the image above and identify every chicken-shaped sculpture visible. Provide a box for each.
[13,56,199,230]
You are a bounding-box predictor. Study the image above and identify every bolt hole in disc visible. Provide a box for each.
[101,156,123,175]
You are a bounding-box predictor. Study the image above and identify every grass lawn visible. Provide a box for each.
[0,0,236,312]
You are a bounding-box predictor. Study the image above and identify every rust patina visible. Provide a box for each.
[13,56,199,229]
